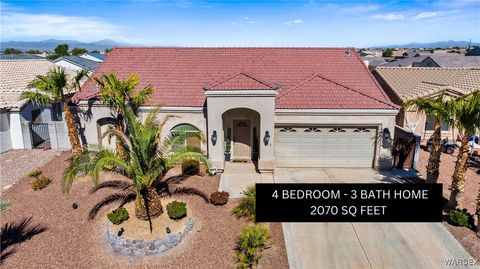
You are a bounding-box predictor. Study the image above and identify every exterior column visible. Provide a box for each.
[258,109,275,173]
[206,98,225,171]
[9,111,26,149]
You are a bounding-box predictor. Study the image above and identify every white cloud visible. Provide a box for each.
[283,19,304,26]
[372,13,405,21]
[413,12,437,20]
[1,11,125,41]
[232,17,256,26]
[341,5,380,13]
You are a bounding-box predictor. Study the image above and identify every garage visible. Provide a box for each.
[274,126,377,167]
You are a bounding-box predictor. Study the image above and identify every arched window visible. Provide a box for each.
[170,124,201,150]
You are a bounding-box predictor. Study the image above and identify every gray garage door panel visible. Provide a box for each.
[275,127,376,167]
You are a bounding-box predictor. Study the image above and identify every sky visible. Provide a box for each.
[1,0,479,47]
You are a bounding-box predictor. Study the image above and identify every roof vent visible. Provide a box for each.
[346,47,351,57]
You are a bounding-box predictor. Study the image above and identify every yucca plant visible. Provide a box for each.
[234,186,256,221]
[63,107,209,230]
[235,225,270,269]
[0,198,8,212]
[403,94,453,183]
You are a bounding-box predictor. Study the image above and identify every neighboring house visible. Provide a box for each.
[0,54,44,60]
[0,59,76,153]
[413,55,480,67]
[374,67,480,140]
[381,56,427,67]
[79,52,106,62]
[392,49,416,59]
[53,56,100,73]
[465,47,480,56]
[73,47,398,173]
[358,49,383,57]
[362,57,387,70]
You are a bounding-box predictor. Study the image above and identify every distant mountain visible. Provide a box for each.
[0,39,137,52]
[375,40,480,49]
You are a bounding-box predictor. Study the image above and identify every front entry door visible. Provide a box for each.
[233,120,251,160]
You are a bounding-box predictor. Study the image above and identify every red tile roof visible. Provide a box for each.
[74,47,397,109]
[206,72,276,90]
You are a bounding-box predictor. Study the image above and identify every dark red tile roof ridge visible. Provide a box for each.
[205,71,277,90]
[277,72,398,109]
[111,46,356,50]
[376,66,475,70]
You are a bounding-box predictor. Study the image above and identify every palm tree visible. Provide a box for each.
[447,91,480,209]
[403,95,452,184]
[94,73,153,157]
[20,67,88,157]
[63,107,209,225]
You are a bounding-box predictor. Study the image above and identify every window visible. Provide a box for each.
[425,119,449,131]
[170,124,201,150]
[51,102,62,121]
[329,128,346,132]
[31,109,42,123]
[279,127,297,132]
[354,128,370,132]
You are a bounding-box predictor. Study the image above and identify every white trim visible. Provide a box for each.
[76,101,204,112]
[205,90,278,97]
[275,108,398,116]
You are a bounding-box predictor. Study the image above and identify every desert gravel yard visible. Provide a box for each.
[0,152,288,269]
[0,149,60,190]
[417,149,480,261]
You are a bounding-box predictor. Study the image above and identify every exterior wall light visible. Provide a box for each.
[264,131,270,145]
[383,128,391,140]
[211,130,217,145]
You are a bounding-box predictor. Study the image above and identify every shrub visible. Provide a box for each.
[181,159,200,176]
[447,208,474,229]
[167,201,187,220]
[30,177,51,190]
[210,191,229,206]
[235,225,270,269]
[27,168,42,179]
[107,207,129,225]
[233,186,256,221]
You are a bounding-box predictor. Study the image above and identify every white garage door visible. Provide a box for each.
[275,126,377,167]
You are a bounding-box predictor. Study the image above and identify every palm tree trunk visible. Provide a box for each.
[115,113,125,158]
[63,102,81,157]
[447,135,470,209]
[476,183,480,237]
[135,188,163,221]
[426,122,442,183]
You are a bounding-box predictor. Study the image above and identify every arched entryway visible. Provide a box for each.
[96,117,116,149]
[222,108,260,162]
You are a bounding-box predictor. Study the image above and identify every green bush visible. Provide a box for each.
[235,225,270,269]
[233,186,256,221]
[447,208,474,229]
[181,159,200,176]
[27,168,42,178]
[167,201,187,220]
[30,177,51,190]
[107,207,129,225]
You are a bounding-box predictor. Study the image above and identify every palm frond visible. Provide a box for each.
[89,180,133,194]
[19,91,52,106]
[88,192,136,220]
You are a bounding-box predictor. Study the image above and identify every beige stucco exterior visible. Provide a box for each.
[75,95,398,172]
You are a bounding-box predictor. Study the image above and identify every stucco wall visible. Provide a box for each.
[275,111,397,169]
[403,110,457,140]
[0,111,12,153]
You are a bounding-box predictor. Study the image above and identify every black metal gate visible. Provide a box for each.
[30,123,51,149]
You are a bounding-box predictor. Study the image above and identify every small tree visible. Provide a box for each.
[3,48,22,54]
[25,50,41,54]
[71,48,88,56]
[54,44,69,56]
[382,48,394,57]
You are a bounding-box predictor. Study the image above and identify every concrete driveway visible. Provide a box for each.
[276,168,477,269]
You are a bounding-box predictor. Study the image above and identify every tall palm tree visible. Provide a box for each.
[20,67,89,157]
[63,107,209,224]
[447,90,480,209]
[94,73,153,157]
[403,95,452,184]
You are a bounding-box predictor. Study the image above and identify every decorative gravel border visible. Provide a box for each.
[105,218,195,256]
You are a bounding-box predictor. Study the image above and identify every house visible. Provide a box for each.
[381,56,427,67]
[79,52,106,62]
[0,59,76,153]
[362,56,387,70]
[73,47,399,173]
[374,67,480,140]
[0,54,44,60]
[53,56,101,73]
[466,47,480,56]
[413,55,480,67]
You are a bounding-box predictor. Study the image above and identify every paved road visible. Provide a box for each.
[276,168,477,269]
